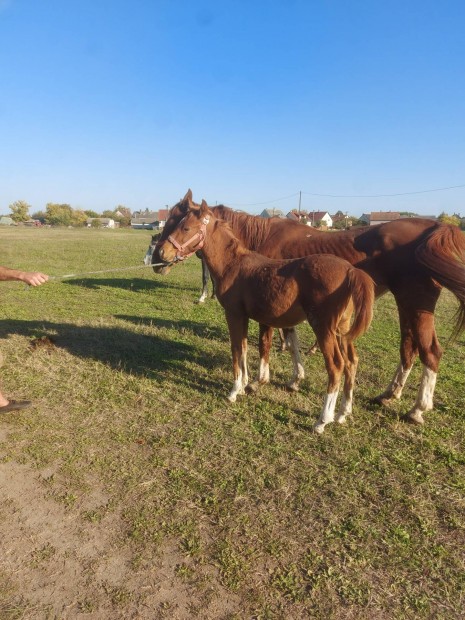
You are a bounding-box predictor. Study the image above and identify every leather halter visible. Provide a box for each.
[167,216,210,262]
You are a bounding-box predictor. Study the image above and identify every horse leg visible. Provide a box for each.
[373,305,417,405]
[210,273,216,299]
[197,258,209,303]
[225,313,249,402]
[313,331,344,434]
[247,324,273,393]
[335,340,358,425]
[284,328,305,392]
[406,313,442,425]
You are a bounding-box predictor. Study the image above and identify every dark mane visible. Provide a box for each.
[213,205,273,251]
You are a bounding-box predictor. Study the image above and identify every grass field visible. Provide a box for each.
[0,226,464,619]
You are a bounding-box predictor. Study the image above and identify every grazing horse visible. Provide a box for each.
[152,190,465,426]
[144,233,215,303]
[157,200,375,433]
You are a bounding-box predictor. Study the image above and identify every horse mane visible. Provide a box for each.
[211,215,250,256]
[213,205,273,251]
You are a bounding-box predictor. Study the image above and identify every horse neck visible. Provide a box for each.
[201,221,244,280]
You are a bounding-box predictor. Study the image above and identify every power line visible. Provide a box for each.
[227,183,465,207]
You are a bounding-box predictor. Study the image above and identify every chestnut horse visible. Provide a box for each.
[158,200,375,433]
[152,190,465,425]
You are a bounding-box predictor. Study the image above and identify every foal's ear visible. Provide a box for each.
[200,199,209,217]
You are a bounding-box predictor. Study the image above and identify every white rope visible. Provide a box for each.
[49,262,167,281]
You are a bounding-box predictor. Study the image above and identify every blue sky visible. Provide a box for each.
[1,0,465,217]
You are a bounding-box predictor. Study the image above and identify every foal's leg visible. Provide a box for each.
[313,330,344,434]
[284,328,305,392]
[335,340,359,425]
[247,324,273,393]
[226,313,249,402]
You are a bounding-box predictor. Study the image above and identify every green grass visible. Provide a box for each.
[0,226,464,618]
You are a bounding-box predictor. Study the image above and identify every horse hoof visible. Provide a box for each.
[336,415,347,425]
[245,382,259,394]
[372,394,392,407]
[405,411,425,425]
[313,423,325,434]
[227,394,237,403]
[307,346,319,356]
[286,382,300,392]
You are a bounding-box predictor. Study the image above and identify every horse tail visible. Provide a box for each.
[415,224,465,340]
[345,268,375,341]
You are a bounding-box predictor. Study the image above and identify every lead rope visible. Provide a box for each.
[48,262,168,281]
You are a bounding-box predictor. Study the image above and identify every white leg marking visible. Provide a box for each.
[228,367,243,403]
[286,330,305,391]
[408,366,437,424]
[198,292,207,303]
[313,390,339,434]
[379,363,412,402]
[258,358,270,384]
[336,388,353,424]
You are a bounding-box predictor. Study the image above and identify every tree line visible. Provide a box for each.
[6,200,132,227]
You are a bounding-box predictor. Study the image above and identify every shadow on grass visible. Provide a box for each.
[63,277,186,292]
[116,315,228,341]
[0,319,226,381]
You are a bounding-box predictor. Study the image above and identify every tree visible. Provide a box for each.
[84,210,99,218]
[9,200,30,222]
[438,212,460,227]
[31,210,47,223]
[45,203,74,226]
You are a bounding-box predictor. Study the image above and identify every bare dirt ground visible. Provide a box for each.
[0,426,241,620]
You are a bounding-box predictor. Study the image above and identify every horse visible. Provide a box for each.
[144,233,216,303]
[152,190,465,426]
[157,200,375,434]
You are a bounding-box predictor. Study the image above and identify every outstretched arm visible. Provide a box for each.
[0,266,49,286]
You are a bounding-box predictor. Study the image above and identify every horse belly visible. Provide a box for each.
[246,295,307,328]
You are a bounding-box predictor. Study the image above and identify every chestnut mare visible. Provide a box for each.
[158,201,375,433]
[152,190,465,425]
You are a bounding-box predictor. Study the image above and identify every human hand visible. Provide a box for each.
[20,272,49,286]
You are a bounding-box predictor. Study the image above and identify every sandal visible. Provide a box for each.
[0,400,32,413]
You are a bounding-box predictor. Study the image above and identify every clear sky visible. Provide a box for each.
[1,0,465,217]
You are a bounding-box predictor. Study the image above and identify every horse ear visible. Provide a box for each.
[200,200,209,217]
[182,189,193,203]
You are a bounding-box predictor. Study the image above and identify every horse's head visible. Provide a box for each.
[151,189,200,274]
[157,199,213,265]
[143,233,161,265]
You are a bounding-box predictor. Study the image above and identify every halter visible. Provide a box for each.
[167,215,210,262]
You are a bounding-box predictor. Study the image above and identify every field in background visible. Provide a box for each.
[0,226,464,619]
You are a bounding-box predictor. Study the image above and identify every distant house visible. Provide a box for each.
[86,218,116,228]
[360,211,401,226]
[0,216,14,226]
[286,210,312,225]
[260,208,284,218]
[131,209,167,229]
[306,211,333,228]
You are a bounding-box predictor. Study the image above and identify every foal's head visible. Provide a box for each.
[157,200,213,265]
[151,189,199,273]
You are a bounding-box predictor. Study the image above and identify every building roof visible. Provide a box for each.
[157,209,170,221]
[307,211,331,221]
[369,211,401,221]
[260,208,284,218]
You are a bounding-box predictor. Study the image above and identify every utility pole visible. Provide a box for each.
[298,190,301,216]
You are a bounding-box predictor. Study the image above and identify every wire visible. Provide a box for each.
[301,183,465,199]
[226,183,465,206]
